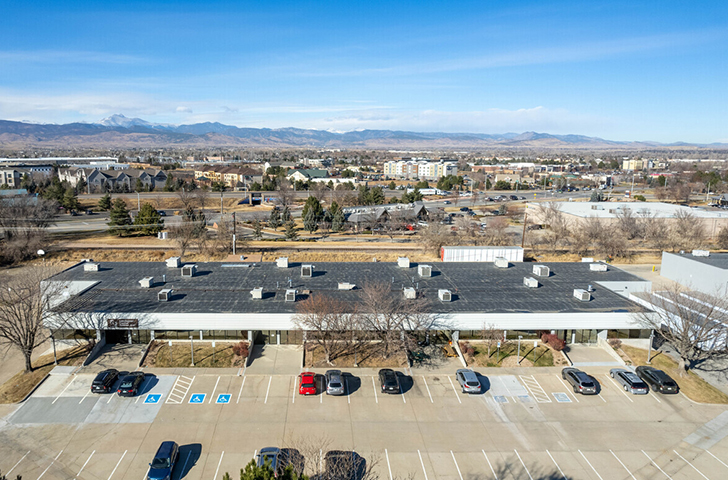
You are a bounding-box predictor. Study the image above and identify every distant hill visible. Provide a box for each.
[0,115,725,150]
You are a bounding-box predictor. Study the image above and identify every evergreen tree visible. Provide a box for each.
[331,209,345,232]
[163,174,175,192]
[281,206,292,222]
[370,186,385,205]
[301,196,323,220]
[252,219,263,239]
[485,178,492,190]
[388,181,396,190]
[303,208,318,233]
[134,203,164,235]
[62,186,80,211]
[284,221,298,240]
[268,208,281,231]
[329,200,340,215]
[98,193,112,211]
[108,198,132,236]
[135,178,144,192]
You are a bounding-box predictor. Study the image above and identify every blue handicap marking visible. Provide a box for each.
[493,395,509,403]
[216,394,231,404]
[553,392,572,403]
[189,393,206,404]
[144,394,162,404]
[518,395,532,403]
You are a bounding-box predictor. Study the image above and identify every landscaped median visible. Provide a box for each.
[142,340,249,368]
[304,342,408,368]
[459,336,569,368]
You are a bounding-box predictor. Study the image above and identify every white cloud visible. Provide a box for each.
[176,106,192,113]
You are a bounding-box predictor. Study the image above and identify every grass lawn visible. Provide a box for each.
[621,345,728,404]
[0,345,89,404]
[143,341,246,368]
[464,342,554,367]
[305,343,408,368]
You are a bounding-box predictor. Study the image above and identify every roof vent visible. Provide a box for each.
[573,289,591,302]
[181,264,197,277]
[250,287,263,299]
[166,256,181,268]
[692,249,710,257]
[404,287,417,299]
[301,264,313,277]
[338,282,356,290]
[397,257,410,268]
[590,263,608,272]
[276,257,289,268]
[438,289,452,302]
[139,277,154,288]
[523,277,539,288]
[285,289,297,302]
[533,265,550,277]
[494,257,509,268]
[418,265,432,277]
[581,257,594,262]
[158,288,173,301]
[84,262,100,272]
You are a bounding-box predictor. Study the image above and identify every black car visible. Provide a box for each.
[91,368,119,394]
[459,207,469,212]
[509,195,518,201]
[157,210,167,217]
[147,441,179,480]
[378,369,401,394]
[117,371,145,397]
[562,367,598,395]
[325,451,362,480]
[635,366,679,394]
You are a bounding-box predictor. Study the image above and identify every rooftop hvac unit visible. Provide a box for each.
[276,257,289,268]
[158,288,173,301]
[573,289,591,302]
[533,265,550,277]
[285,289,297,302]
[590,263,608,272]
[166,256,181,268]
[523,277,539,288]
[581,257,594,263]
[338,282,356,290]
[404,287,417,299]
[84,262,100,272]
[250,287,263,299]
[494,257,509,268]
[301,264,313,277]
[181,264,197,277]
[418,265,432,277]
[397,257,410,268]
[438,289,452,302]
[139,277,154,288]
[692,250,710,257]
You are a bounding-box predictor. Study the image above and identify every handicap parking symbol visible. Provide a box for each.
[189,393,206,404]
[216,394,231,404]
[144,394,162,404]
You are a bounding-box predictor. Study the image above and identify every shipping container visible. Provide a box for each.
[440,246,524,262]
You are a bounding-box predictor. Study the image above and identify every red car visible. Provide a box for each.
[299,372,316,395]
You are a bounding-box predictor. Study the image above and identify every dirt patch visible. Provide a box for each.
[304,343,408,368]
[500,356,533,367]
[461,340,556,367]
[142,341,248,368]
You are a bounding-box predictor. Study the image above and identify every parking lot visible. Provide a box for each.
[2,367,728,480]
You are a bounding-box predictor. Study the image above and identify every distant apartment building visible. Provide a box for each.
[622,159,645,171]
[193,166,263,187]
[383,159,457,180]
[59,167,168,191]
[0,165,53,187]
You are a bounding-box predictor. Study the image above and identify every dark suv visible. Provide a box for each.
[147,441,179,480]
[91,369,119,394]
[117,371,145,397]
[562,367,597,395]
[378,369,401,394]
[635,366,679,394]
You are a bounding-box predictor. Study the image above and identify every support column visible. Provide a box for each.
[248,330,254,344]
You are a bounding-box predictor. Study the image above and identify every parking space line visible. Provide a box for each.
[178,451,191,480]
[385,449,393,480]
[372,377,378,404]
[450,451,463,480]
[37,450,63,480]
[421,376,434,403]
[74,450,95,479]
[673,450,709,479]
[264,376,272,404]
[209,376,221,404]
[237,376,246,404]
[642,450,672,479]
[166,375,195,404]
[141,467,149,480]
[107,393,115,404]
[447,377,462,404]
[555,375,579,402]
[605,374,633,402]
[79,390,90,404]
[481,450,497,480]
[213,452,225,480]
[52,377,76,404]
[610,450,636,480]
[546,450,566,479]
[520,375,552,403]
[513,450,533,480]
[346,378,350,404]
[292,376,297,404]
[578,450,603,480]
[402,390,406,404]
[107,450,127,480]
[418,450,429,480]
[7,450,29,475]
[650,392,662,403]
[707,450,728,469]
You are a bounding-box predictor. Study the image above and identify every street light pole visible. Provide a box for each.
[517,335,522,364]
[190,334,194,366]
[647,330,654,364]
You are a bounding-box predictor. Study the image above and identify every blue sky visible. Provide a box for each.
[1,0,726,142]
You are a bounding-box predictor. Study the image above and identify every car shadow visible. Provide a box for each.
[175,443,202,480]
[138,375,159,395]
[315,374,327,395]
[396,372,413,394]
[472,373,490,395]
[591,376,603,395]
[343,374,360,395]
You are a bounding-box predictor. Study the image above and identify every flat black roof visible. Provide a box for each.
[668,252,728,270]
[52,261,647,315]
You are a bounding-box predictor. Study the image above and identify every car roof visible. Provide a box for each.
[155,441,176,457]
[301,371,314,377]
[260,447,280,454]
[622,372,643,382]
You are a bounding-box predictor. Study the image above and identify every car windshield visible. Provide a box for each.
[150,458,170,469]
[582,382,595,387]
[466,381,479,387]
[329,382,342,388]
[120,381,133,388]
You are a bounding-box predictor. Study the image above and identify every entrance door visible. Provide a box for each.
[105,329,128,343]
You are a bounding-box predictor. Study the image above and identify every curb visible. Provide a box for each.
[16,372,52,404]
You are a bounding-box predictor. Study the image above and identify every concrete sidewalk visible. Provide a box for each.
[563,344,623,367]
[245,345,303,375]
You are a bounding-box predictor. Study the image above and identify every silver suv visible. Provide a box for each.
[562,367,597,395]
[325,370,345,396]
[455,369,481,394]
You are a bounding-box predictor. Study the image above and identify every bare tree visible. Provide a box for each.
[293,294,352,365]
[481,323,502,357]
[276,179,296,209]
[642,214,671,251]
[671,210,706,251]
[283,434,381,480]
[634,285,728,374]
[0,196,58,264]
[616,207,643,240]
[418,222,453,255]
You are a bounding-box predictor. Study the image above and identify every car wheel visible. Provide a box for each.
[562,373,566,379]
[624,385,629,391]
[573,385,578,393]
[610,372,614,378]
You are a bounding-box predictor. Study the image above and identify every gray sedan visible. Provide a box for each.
[325,370,346,396]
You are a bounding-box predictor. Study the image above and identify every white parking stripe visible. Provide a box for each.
[237,376,246,404]
[7,450,29,475]
[421,376,434,403]
[578,450,603,480]
[610,450,636,480]
[213,451,225,480]
[402,390,406,404]
[372,377,378,404]
[450,451,463,480]
[52,377,76,404]
[650,391,662,403]
[107,393,115,404]
[707,450,728,469]
[178,451,192,480]
[75,450,95,479]
[555,375,579,402]
[605,374,633,402]
[209,376,221,403]
[673,450,710,479]
[346,378,350,404]
[447,377,462,404]
[79,390,90,404]
[520,375,551,403]
[264,377,272,404]
[107,450,127,480]
[37,450,63,480]
[546,450,566,479]
[141,467,149,480]
[514,450,533,480]
[384,449,393,480]
[418,450,429,480]
[642,451,672,479]
[481,450,498,480]
[292,376,297,404]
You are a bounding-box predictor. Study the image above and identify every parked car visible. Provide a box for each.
[85,209,94,215]
[157,210,167,217]
[91,368,119,394]
[147,441,179,480]
[378,368,400,394]
[325,450,360,480]
[443,200,451,204]
[459,207,469,212]
[117,371,145,397]
[325,370,345,396]
[635,366,679,394]
[299,372,316,395]
[609,368,649,394]
[455,369,481,394]
[509,195,519,201]
[561,367,597,395]
[257,447,283,477]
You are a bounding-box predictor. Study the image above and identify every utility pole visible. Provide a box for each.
[521,212,528,248]
[137,192,140,211]
[220,191,223,214]
[232,212,236,255]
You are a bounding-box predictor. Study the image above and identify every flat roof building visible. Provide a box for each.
[661,251,728,296]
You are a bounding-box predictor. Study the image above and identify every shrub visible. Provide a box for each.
[459,341,475,360]
[608,338,622,349]
[541,333,566,351]
[232,341,249,358]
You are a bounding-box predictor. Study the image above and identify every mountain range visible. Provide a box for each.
[0,114,724,150]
